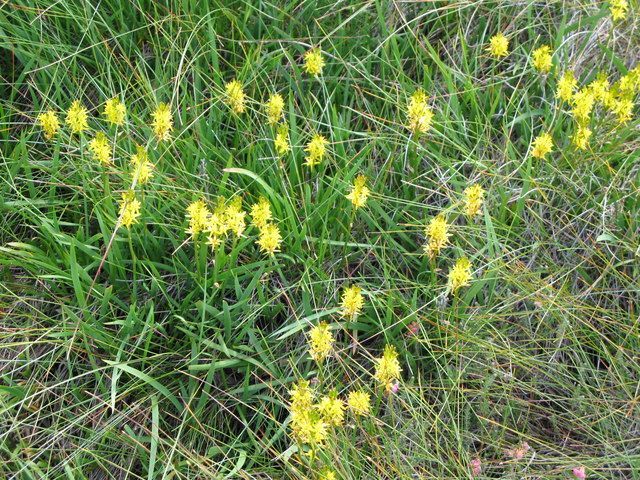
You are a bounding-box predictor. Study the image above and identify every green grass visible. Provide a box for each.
[1,0,639,478]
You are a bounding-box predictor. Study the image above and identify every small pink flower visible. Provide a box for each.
[572,467,586,480]
[406,321,419,336]
[390,382,400,394]
[470,458,482,477]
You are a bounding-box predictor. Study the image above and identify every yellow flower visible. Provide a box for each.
[588,75,610,103]
[265,93,285,124]
[257,223,282,255]
[304,134,328,168]
[290,380,314,412]
[374,344,402,393]
[304,48,325,76]
[571,89,595,122]
[347,390,371,416]
[611,97,634,124]
[119,191,141,229]
[225,196,246,237]
[66,100,89,134]
[346,175,370,209]
[225,80,246,114]
[316,394,344,427]
[103,98,126,126]
[186,200,210,237]
[572,124,592,150]
[610,0,629,20]
[407,89,434,134]
[308,323,334,363]
[531,132,553,159]
[448,257,472,294]
[488,33,509,58]
[38,110,60,140]
[463,184,485,217]
[88,132,111,165]
[424,215,450,259]
[319,469,337,480]
[531,45,553,73]
[556,71,578,102]
[250,197,272,230]
[274,123,290,155]
[151,103,173,141]
[289,380,327,446]
[340,285,364,319]
[130,146,154,185]
[206,211,228,249]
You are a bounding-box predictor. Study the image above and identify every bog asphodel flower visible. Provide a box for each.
[611,97,634,124]
[571,89,595,122]
[531,45,553,73]
[225,80,246,114]
[38,110,60,140]
[346,175,370,209]
[186,200,210,237]
[265,93,285,124]
[225,196,246,237]
[572,124,592,150]
[130,146,154,185]
[119,191,141,229]
[448,257,472,294]
[488,33,509,58]
[151,103,172,141]
[425,215,450,259]
[374,344,402,393]
[206,211,228,249]
[463,184,485,217]
[250,197,272,230]
[304,133,328,168]
[610,0,629,20]
[589,74,610,103]
[407,89,433,134]
[556,71,578,102]
[347,390,371,416]
[257,223,282,255]
[319,469,337,480]
[303,48,325,76]
[341,285,364,318]
[103,98,126,126]
[289,380,327,446]
[531,132,553,159]
[274,123,290,155]
[88,132,111,165]
[308,322,334,363]
[66,100,89,134]
[316,393,344,427]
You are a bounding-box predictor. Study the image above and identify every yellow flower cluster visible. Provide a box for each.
[250,196,272,230]
[249,197,282,255]
[425,214,450,259]
[88,132,111,165]
[104,97,126,126]
[151,103,173,141]
[305,133,328,168]
[225,80,246,114]
[531,45,553,73]
[185,200,210,236]
[610,0,629,20]
[316,393,344,427]
[346,175,370,209]
[448,257,473,294]
[463,184,485,217]
[119,191,141,229]
[274,123,290,155]
[308,322,334,363]
[38,110,60,140]
[265,93,284,124]
[183,196,248,249]
[66,100,89,134]
[304,48,325,76]
[130,146,154,185]
[488,33,509,58]
[407,89,434,134]
[556,71,578,102]
[531,132,554,159]
[374,344,402,393]
[347,390,371,416]
[341,285,364,318]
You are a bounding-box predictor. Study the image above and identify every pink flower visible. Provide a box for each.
[572,467,586,480]
[390,382,400,394]
[470,458,482,477]
[406,321,419,336]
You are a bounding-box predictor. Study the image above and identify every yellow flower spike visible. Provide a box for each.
[308,322,334,363]
[250,197,272,230]
[340,285,364,319]
[304,133,328,168]
[38,110,60,140]
[151,103,173,142]
[346,175,370,209]
[463,184,485,218]
[610,0,629,20]
[448,257,473,294]
[206,211,228,249]
[119,191,141,229]
[319,469,338,480]
[374,344,402,393]
[225,80,246,114]
[303,48,325,76]
[257,223,282,255]
[274,123,291,156]
[571,89,595,123]
[347,390,371,416]
[224,196,246,238]
[130,146,154,185]
[88,132,112,165]
[556,71,578,102]
[316,393,344,427]
[531,132,553,159]
[612,97,634,124]
[103,97,126,126]
[185,200,210,237]
[424,214,450,259]
[406,89,434,134]
[488,33,509,58]
[265,93,285,124]
[531,45,553,73]
[66,100,89,134]
[588,74,610,104]
[572,124,592,150]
